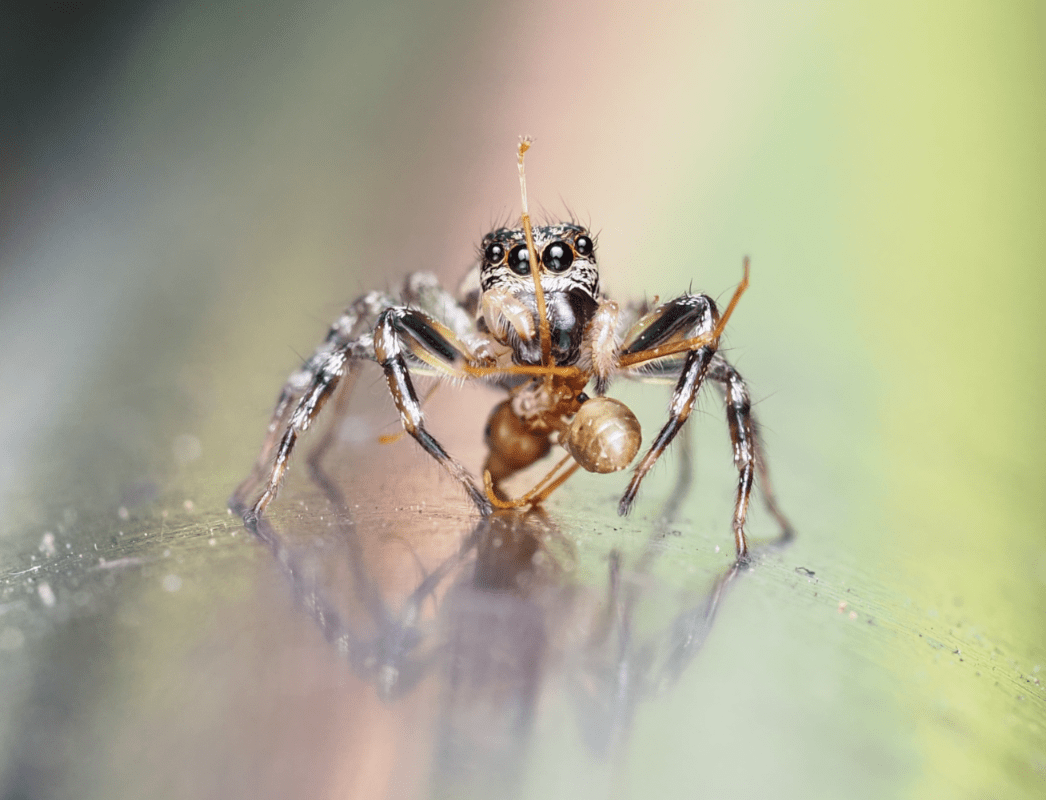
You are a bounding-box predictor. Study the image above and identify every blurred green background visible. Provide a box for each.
[1,1,1043,798]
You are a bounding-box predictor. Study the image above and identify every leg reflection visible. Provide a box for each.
[234,424,795,795]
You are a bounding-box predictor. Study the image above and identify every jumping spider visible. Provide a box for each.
[232,141,792,558]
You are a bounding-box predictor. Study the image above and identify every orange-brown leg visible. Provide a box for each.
[484,454,581,510]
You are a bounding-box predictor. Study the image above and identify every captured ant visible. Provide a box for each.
[232,140,792,557]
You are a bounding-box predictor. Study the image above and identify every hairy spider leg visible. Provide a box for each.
[621,345,717,514]
[706,355,754,557]
[231,290,394,518]
[377,382,441,445]
[614,293,719,518]
[306,367,362,474]
[617,257,749,369]
[707,355,795,548]
[243,350,350,524]
[373,306,495,515]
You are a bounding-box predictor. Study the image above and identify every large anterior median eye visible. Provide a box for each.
[484,241,506,264]
[507,244,531,275]
[542,241,574,273]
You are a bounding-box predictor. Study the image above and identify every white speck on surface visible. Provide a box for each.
[183,499,195,512]
[37,582,56,607]
[162,574,182,592]
[0,627,25,650]
[208,538,216,546]
[93,556,145,571]
[117,506,130,520]
[39,532,56,557]
[172,433,202,465]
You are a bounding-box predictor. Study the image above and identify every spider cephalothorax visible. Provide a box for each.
[476,223,600,367]
[478,223,598,296]
[231,141,793,560]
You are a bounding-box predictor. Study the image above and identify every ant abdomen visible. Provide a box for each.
[484,400,553,483]
[564,397,642,474]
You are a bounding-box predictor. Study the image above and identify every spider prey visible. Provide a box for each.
[232,140,792,558]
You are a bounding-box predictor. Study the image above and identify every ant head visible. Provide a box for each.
[478,223,599,299]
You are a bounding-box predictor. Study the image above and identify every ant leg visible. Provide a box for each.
[374,307,493,515]
[614,294,719,517]
[708,355,795,552]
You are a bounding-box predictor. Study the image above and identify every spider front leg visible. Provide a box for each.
[614,294,720,514]
[373,307,494,516]
[619,345,717,517]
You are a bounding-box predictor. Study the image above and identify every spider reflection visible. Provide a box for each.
[233,433,792,786]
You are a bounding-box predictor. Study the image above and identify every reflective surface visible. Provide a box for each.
[1,1,1044,798]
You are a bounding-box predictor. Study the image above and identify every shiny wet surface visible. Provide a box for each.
[1,365,1042,798]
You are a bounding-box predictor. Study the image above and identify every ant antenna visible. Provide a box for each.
[517,137,553,366]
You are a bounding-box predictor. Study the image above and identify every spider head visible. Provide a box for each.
[478,223,599,301]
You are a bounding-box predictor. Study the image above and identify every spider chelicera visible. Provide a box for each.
[231,140,792,558]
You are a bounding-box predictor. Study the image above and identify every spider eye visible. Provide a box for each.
[542,241,574,273]
[484,242,506,264]
[507,244,531,275]
[574,235,594,257]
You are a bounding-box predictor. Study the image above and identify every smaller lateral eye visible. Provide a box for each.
[507,244,531,275]
[542,241,574,273]
[574,235,594,257]
[484,242,506,264]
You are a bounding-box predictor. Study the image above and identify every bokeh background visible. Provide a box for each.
[1,2,1044,798]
